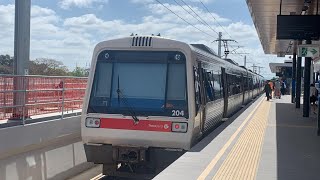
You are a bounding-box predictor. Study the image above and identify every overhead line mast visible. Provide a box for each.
[213,32,237,58]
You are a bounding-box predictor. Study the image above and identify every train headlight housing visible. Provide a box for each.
[174,54,181,61]
[85,117,100,128]
[172,122,187,133]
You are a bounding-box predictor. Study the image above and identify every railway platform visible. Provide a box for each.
[154,95,320,180]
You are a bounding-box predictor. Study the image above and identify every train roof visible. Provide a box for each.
[190,44,219,57]
[224,58,239,66]
[95,36,263,78]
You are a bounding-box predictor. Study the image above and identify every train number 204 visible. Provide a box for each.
[172,110,184,117]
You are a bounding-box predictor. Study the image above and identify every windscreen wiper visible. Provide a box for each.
[117,75,140,125]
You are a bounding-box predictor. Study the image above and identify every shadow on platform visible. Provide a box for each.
[275,102,320,180]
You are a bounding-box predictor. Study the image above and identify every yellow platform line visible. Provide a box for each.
[197,98,265,180]
[212,101,271,180]
[268,124,315,129]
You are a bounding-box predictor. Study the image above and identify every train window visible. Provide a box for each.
[212,72,222,100]
[227,74,242,95]
[93,62,112,97]
[166,63,187,109]
[243,76,248,91]
[203,70,214,102]
[110,63,167,109]
[249,77,253,90]
[88,50,188,118]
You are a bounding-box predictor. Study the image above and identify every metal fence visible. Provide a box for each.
[0,75,88,123]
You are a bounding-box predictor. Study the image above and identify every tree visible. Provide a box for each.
[69,66,89,77]
[29,58,69,76]
[0,54,13,74]
[0,54,89,77]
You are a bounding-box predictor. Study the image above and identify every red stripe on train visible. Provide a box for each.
[100,118,172,132]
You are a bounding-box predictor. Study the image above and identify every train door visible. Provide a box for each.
[194,62,206,134]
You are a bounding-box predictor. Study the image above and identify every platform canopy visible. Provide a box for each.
[269,62,292,73]
[246,0,320,56]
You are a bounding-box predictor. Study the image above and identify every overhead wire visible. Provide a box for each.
[178,0,219,35]
[198,0,232,39]
[175,0,244,59]
[157,0,255,69]
[155,0,217,39]
[198,0,249,57]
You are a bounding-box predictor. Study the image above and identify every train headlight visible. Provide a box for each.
[172,122,187,133]
[85,117,100,128]
[174,54,181,61]
[104,53,110,59]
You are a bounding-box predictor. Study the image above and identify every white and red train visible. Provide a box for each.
[81,36,263,178]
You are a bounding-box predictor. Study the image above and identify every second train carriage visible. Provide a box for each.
[81,36,264,177]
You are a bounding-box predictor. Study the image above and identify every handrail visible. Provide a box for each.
[0,75,87,122]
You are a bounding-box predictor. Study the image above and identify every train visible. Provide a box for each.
[81,35,264,178]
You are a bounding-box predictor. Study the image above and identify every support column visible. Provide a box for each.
[316,72,319,82]
[14,0,30,76]
[292,53,296,103]
[311,62,314,84]
[218,32,222,58]
[11,0,31,120]
[318,96,320,136]
[296,56,302,108]
[303,40,312,117]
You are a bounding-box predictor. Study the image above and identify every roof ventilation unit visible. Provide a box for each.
[131,36,152,47]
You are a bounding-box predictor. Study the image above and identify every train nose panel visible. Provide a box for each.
[100,118,173,132]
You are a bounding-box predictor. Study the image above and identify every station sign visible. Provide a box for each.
[298,45,320,58]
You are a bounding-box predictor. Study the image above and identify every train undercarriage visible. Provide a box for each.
[84,144,185,179]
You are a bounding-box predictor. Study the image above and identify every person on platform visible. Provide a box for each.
[310,84,318,114]
[280,80,286,95]
[268,81,274,98]
[264,81,272,101]
[274,79,281,99]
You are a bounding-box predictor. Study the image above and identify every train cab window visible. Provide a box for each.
[88,50,188,118]
[166,63,187,109]
[94,63,112,97]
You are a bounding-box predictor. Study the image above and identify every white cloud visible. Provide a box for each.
[189,0,214,3]
[131,0,214,4]
[59,0,108,9]
[130,0,153,4]
[0,4,15,55]
[0,2,282,77]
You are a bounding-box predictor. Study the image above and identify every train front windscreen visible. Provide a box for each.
[87,50,188,118]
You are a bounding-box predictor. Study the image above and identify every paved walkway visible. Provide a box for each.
[154,95,320,180]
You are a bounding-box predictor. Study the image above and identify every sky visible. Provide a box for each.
[0,0,285,78]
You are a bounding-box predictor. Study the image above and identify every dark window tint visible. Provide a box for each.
[166,63,187,109]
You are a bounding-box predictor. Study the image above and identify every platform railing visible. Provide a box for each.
[0,75,88,124]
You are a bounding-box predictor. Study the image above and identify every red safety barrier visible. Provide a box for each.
[0,75,87,120]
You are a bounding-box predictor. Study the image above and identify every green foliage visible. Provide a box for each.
[0,55,13,74]
[69,66,89,77]
[0,54,88,77]
[29,58,69,76]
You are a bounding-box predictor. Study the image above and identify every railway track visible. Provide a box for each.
[68,165,150,180]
